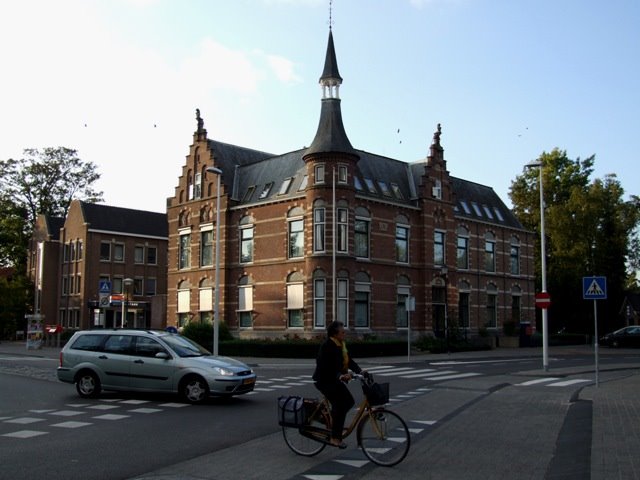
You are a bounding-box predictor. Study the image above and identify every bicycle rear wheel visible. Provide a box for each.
[282,425,327,456]
[357,408,410,466]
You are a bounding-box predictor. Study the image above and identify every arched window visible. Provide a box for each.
[313,269,326,328]
[287,272,304,328]
[198,278,213,324]
[239,215,255,263]
[238,275,253,328]
[457,226,469,270]
[355,207,371,259]
[354,272,371,328]
[396,275,411,328]
[485,232,496,272]
[486,283,498,328]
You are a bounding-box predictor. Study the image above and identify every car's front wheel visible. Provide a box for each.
[76,371,101,398]
[180,375,209,404]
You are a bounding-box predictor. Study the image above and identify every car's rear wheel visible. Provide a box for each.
[180,375,209,404]
[76,371,101,398]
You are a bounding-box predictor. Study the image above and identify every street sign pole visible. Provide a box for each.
[583,276,606,388]
[593,299,599,387]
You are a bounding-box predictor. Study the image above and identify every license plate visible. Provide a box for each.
[243,377,256,385]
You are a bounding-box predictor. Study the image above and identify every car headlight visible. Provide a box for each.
[212,367,234,376]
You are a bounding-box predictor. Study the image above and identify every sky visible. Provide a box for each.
[1,0,638,214]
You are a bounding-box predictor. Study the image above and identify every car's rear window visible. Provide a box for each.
[70,334,104,351]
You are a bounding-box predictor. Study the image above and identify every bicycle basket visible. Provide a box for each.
[277,396,307,427]
[362,381,389,406]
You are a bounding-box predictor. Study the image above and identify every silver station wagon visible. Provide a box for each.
[57,329,257,404]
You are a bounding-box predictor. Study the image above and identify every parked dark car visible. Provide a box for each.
[600,326,640,348]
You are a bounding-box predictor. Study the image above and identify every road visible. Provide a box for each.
[0,348,638,480]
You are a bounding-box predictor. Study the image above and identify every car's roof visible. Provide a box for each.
[81,329,168,336]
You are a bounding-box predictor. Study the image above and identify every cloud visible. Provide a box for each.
[266,54,303,85]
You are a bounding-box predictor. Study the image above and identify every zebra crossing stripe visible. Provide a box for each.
[516,378,560,386]
[424,372,481,381]
[548,379,591,387]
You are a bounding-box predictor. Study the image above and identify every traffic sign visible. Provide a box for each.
[535,292,551,309]
[583,276,607,300]
[99,280,112,294]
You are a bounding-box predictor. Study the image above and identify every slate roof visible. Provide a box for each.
[79,201,168,238]
[44,215,65,240]
[208,139,524,231]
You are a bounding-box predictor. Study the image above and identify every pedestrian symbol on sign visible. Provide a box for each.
[583,276,607,300]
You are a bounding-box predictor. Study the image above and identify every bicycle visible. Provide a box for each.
[279,372,411,467]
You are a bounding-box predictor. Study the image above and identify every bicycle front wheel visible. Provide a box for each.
[357,408,410,466]
[282,425,327,457]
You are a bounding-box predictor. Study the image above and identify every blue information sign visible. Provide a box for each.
[583,276,607,300]
[99,280,112,294]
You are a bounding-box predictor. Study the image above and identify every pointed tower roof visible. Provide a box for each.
[304,29,357,159]
[319,29,342,84]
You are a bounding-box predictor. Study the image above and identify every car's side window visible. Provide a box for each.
[133,337,167,358]
[70,334,104,352]
[103,335,133,355]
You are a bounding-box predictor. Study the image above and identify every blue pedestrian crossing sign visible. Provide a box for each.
[99,280,112,294]
[583,276,606,300]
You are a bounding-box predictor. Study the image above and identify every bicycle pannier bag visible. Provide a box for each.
[278,395,306,427]
[363,382,389,406]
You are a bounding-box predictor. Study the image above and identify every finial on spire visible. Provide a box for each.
[328,0,333,30]
[433,123,442,145]
[196,108,204,132]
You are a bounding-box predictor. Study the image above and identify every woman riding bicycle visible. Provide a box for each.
[312,321,365,449]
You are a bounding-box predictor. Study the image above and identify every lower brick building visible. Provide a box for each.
[166,28,536,341]
[28,201,168,331]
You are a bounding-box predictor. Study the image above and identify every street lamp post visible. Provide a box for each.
[526,160,549,372]
[440,267,449,354]
[122,278,133,328]
[206,166,223,356]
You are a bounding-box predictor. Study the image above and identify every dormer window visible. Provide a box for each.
[354,176,363,191]
[364,178,377,194]
[259,183,273,199]
[279,178,293,195]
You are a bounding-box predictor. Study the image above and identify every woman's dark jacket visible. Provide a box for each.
[312,338,361,385]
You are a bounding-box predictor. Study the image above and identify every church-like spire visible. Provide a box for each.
[304,29,357,159]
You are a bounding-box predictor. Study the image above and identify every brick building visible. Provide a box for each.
[166,29,535,340]
[28,200,168,330]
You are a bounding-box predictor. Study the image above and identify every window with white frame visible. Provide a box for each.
[354,218,370,258]
[147,246,157,265]
[314,276,326,329]
[315,164,325,184]
[179,232,191,269]
[338,165,348,184]
[134,246,144,264]
[457,226,469,269]
[133,278,143,296]
[100,242,111,261]
[337,207,348,253]
[313,205,325,253]
[113,243,124,262]
[177,280,191,315]
[510,236,520,275]
[354,272,370,328]
[485,232,496,272]
[238,277,253,328]
[337,276,349,326]
[288,212,304,259]
[199,278,213,313]
[396,279,410,328]
[200,228,213,267]
[145,278,157,296]
[287,272,304,328]
[240,218,254,263]
[396,225,409,263]
[434,231,445,265]
[486,284,497,328]
[458,281,471,329]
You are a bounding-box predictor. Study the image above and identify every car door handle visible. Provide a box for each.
[134,359,144,364]
[99,355,108,359]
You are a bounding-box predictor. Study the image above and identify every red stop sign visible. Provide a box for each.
[535,292,551,309]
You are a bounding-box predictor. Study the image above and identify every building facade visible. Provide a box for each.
[28,200,168,330]
[166,29,536,341]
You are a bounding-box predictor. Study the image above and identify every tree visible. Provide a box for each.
[0,147,103,234]
[0,147,103,337]
[510,148,640,336]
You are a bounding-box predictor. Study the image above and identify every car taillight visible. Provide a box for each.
[59,352,63,367]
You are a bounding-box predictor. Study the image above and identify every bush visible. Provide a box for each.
[181,321,233,352]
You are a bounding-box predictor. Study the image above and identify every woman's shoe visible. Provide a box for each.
[329,438,347,449]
